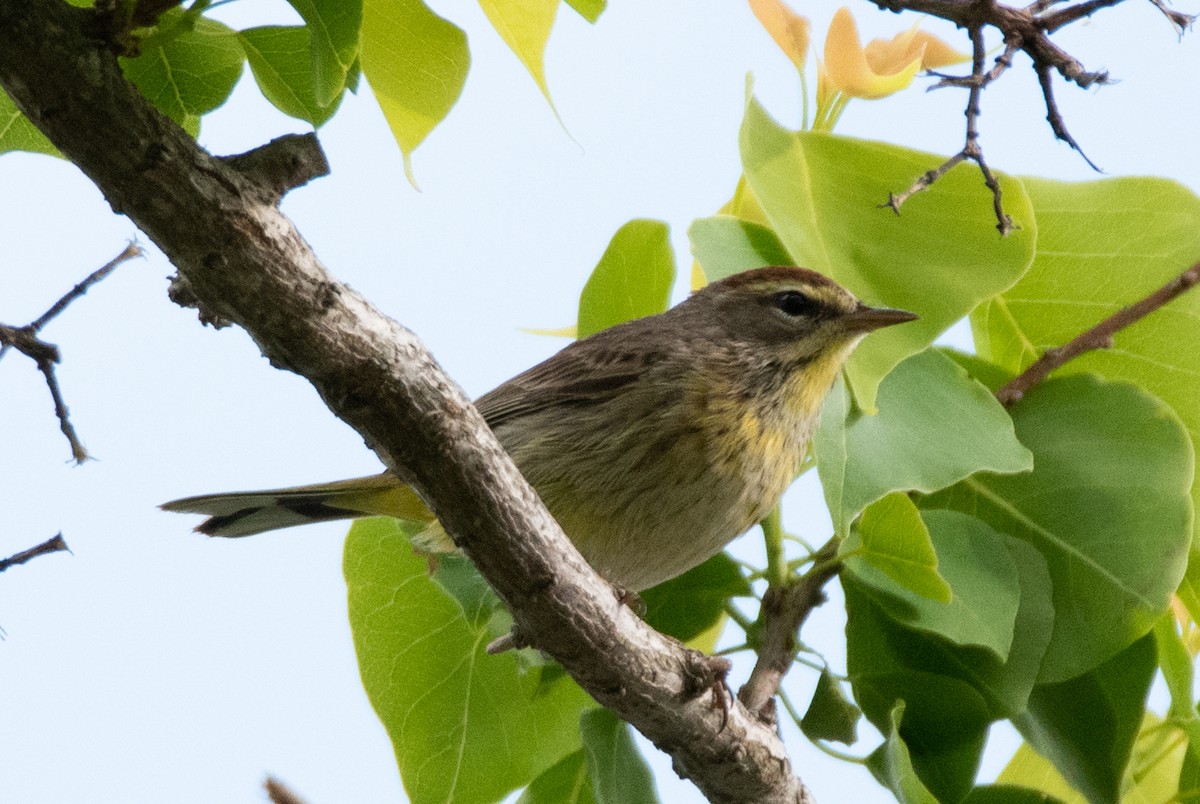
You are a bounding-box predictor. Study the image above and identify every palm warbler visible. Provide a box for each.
[164,266,916,591]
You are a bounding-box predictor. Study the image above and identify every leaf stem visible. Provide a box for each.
[763,505,789,588]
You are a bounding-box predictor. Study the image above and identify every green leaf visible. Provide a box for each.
[923,375,1193,682]
[971,176,1200,620]
[345,518,594,804]
[996,746,1086,804]
[848,493,951,604]
[865,702,940,804]
[0,90,58,157]
[564,0,606,23]
[240,26,342,127]
[814,348,1033,534]
[963,785,1067,804]
[478,0,559,107]
[688,215,793,283]
[286,0,362,106]
[640,552,749,648]
[739,97,1035,410]
[1013,633,1157,804]
[119,11,244,125]
[580,709,660,804]
[846,530,1053,718]
[361,0,469,185]
[1001,714,1186,804]
[800,668,861,745]
[577,219,675,338]
[848,509,1025,660]
[518,750,596,804]
[847,583,993,802]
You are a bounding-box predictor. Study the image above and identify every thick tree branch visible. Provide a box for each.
[996,260,1200,405]
[0,2,811,800]
[0,243,142,461]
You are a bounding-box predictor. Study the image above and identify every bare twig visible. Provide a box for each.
[0,533,70,573]
[1034,62,1101,171]
[886,26,1016,234]
[997,260,1200,405]
[738,539,842,719]
[0,243,142,461]
[264,776,307,804]
[874,0,1191,229]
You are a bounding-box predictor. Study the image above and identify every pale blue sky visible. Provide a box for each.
[2,2,1198,802]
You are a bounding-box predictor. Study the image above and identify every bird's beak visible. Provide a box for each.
[844,304,919,333]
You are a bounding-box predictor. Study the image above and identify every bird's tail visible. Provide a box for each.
[161,473,437,539]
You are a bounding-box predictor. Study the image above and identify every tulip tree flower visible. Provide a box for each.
[750,2,968,131]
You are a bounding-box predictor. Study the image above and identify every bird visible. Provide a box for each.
[163,266,917,592]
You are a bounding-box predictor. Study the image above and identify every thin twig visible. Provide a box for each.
[1146,0,1197,33]
[886,27,1016,233]
[0,243,142,461]
[1035,62,1101,171]
[737,539,841,719]
[872,0,1192,229]
[996,260,1200,405]
[264,776,307,804]
[31,242,142,332]
[0,533,70,573]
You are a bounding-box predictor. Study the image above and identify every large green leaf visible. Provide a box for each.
[688,215,793,283]
[577,219,675,338]
[0,90,57,157]
[970,176,1200,621]
[518,750,595,804]
[361,0,469,184]
[1002,712,1188,804]
[865,702,942,804]
[923,375,1193,682]
[1012,634,1157,804]
[847,581,992,802]
[846,492,951,604]
[814,348,1032,535]
[848,529,1054,798]
[345,518,593,804]
[240,26,342,127]
[739,97,1035,410]
[119,11,243,126]
[579,709,660,804]
[847,509,1023,660]
[285,0,362,106]
[478,0,559,108]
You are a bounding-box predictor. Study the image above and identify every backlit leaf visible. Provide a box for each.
[361,0,469,185]
[120,11,244,125]
[241,26,342,127]
[577,219,675,338]
[345,518,593,804]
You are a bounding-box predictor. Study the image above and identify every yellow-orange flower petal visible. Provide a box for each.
[824,7,922,99]
[910,30,970,70]
[749,0,811,72]
[864,23,968,73]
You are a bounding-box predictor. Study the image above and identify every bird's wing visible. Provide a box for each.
[477,334,668,430]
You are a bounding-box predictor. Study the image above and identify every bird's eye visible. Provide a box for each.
[773,290,817,317]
